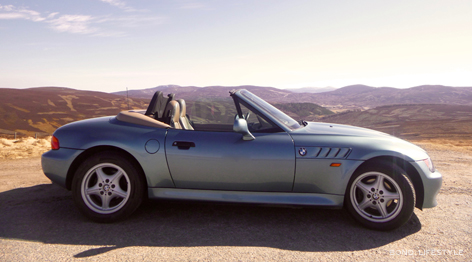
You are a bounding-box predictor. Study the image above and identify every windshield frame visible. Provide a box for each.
[237,89,302,131]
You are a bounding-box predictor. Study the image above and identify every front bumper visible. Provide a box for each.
[412,160,442,209]
[41,148,83,189]
[421,170,442,208]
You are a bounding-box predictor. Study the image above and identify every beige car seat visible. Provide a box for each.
[177,99,194,130]
[163,100,182,129]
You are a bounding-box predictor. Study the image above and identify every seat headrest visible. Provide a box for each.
[177,99,186,117]
[164,100,181,126]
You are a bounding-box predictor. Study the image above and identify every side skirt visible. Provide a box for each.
[148,188,344,207]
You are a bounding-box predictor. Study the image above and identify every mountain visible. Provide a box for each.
[286,87,337,93]
[114,85,203,99]
[0,87,148,136]
[328,84,378,95]
[3,84,472,136]
[273,103,334,120]
[321,104,472,142]
[115,84,472,111]
[113,85,293,101]
[0,86,332,135]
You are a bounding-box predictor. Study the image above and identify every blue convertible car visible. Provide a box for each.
[42,89,442,230]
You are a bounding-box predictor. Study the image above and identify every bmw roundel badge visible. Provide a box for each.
[298,147,307,156]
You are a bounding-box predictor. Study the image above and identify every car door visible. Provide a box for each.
[165,128,295,192]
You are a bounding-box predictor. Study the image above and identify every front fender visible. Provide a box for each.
[347,139,429,162]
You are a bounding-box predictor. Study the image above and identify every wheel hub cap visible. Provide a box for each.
[81,163,131,214]
[350,171,404,222]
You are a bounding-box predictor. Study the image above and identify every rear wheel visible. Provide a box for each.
[345,161,415,230]
[72,151,145,222]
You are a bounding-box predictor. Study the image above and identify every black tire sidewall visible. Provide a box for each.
[71,151,144,223]
[345,161,416,231]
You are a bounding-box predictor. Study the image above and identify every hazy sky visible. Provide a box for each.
[1,0,471,92]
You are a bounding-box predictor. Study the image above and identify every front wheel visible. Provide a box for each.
[345,161,415,230]
[72,151,145,222]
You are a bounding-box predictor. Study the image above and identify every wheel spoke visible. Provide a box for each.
[108,170,124,184]
[383,190,400,202]
[378,201,389,218]
[355,181,371,195]
[374,175,384,191]
[95,167,107,183]
[358,198,373,210]
[112,187,128,199]
[86,184,101,196]
[102,194,111,209]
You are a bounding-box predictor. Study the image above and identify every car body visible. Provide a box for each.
[42,89,442,230]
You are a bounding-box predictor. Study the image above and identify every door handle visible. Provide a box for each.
[172,141,196,150]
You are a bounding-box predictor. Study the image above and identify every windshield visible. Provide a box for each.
[240,90,301,130]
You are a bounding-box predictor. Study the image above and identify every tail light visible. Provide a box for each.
[51,136,60,150]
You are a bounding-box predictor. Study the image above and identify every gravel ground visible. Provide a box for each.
[0,142,470,261]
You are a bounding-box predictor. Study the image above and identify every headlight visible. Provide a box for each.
[423,157,435,173]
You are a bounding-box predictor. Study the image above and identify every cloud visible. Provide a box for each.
[47,12,59,19]
[48,15,97,34]
[99,0,137,12]
[96,15,166,28]
[0,4,163,36]
[0,5,45,21]
[0,4,14,11]
[0,13,25,19]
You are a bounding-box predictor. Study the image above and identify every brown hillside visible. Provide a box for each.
[0,87,148,136]
[1,86,331,135]
[322,104,472,144]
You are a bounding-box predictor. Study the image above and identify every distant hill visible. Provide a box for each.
[3,84,472,136]
[285,87,337,93]
[115,84,472,111]
[321,104,472,142]
[328,84,379,95]
[0,86,331,135]
[273,103,334,120]
[114,85,294,101]
[0,87,148,136]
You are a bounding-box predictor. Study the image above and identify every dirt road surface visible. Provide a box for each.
[0,142,470,261]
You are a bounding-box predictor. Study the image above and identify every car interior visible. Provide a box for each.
[117,91,195,130]
[117,90,279,133]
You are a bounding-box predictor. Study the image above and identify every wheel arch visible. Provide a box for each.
[65,146,147,191]
[354,156,424,210]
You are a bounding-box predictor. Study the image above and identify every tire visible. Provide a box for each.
[345,161,415,231]
[72,151,145,223]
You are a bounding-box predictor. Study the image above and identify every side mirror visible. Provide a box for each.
[233,118,255,141]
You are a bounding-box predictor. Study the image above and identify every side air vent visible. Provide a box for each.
[297,147,351,159]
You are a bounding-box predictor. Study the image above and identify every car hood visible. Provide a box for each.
[290,122,428,161]
[293,122,392,138]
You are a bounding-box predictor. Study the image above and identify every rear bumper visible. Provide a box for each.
[41,148,83,189]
